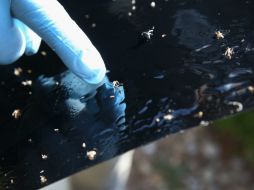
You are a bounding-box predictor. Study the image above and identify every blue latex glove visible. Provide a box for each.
[0,0,106,84]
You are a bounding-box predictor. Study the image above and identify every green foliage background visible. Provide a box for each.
[214,110,254,165]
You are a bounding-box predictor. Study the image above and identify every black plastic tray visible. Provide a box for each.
[0,0,254,189]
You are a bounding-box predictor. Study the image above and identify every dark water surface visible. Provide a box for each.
[1,0,254,189]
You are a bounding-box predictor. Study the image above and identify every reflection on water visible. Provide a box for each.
[0,0,254,189]
[172,9,215,49]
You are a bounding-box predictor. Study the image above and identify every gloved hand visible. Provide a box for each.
[0,0,41,64]
[0,0,106,85]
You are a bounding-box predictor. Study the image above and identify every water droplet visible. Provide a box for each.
[247,86,254,93]
[161,34,167,38]
[41,51,47,56]
[21,80,33,86]
[12,109,22,119]
[164,114,174,121]
[194,111,204,118]
[150,1,156,8]
[40,175,47,184]
[87,150,97,160]
[41,154,48,160]
[14,68,23,76]
[153,74,165,79]
[200,121,209,127]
